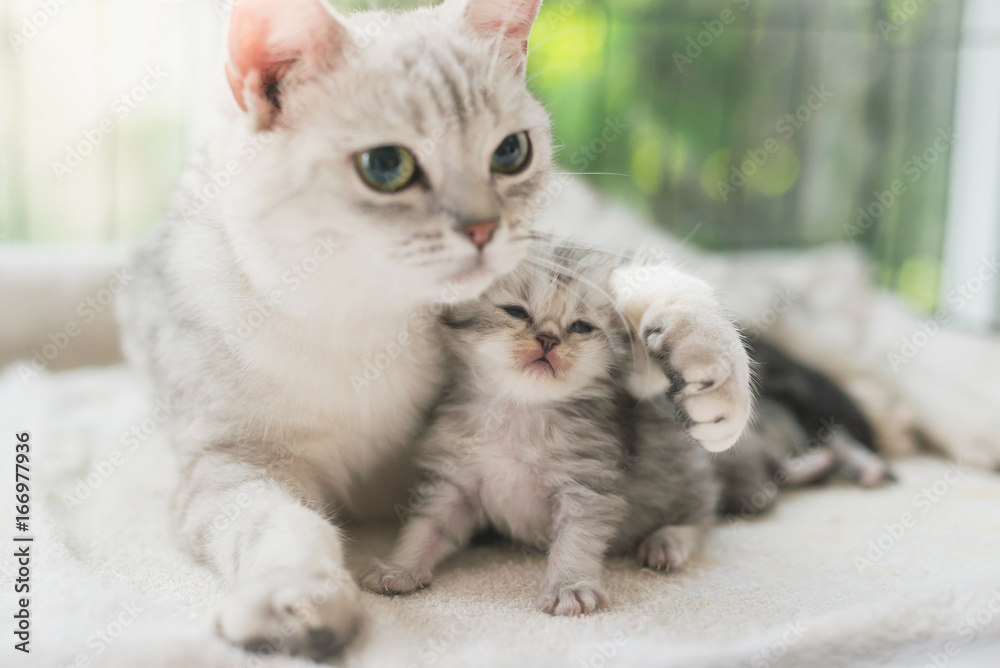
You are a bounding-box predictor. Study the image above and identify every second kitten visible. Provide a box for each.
[361,245,720,615]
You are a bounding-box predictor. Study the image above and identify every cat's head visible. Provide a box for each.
[445,244,629,403]
[216,0,553,308]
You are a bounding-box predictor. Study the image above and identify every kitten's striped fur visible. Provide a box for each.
[362,245,720,615]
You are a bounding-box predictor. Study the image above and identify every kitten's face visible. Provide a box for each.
[222,0,553,308]
[451,247,627,403]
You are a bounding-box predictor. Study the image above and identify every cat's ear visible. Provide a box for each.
[461,0,542,74]
[225,0,351,130]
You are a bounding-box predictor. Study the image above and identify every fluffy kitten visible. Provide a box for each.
[117,0,752,657]
[362,245,719,615]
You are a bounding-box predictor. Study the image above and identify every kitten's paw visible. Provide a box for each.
[537,581,608,616]
[360,559,428,596]
[638,525,702,571]
[828,434,897,488]
[213,568,362,660]
[643,305,751,453]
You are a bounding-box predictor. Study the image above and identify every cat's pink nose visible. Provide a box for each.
[460,220,498,250]
[536,334,560,353]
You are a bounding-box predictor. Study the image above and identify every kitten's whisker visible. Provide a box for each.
[521,254,632,337]
[521,253,642,370]
[522,235,638,264]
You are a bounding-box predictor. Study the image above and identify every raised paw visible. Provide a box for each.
[537,581,608,616]
[360,559,428,596]
[638,525,702,571]
[213,568,362,660]
[643,304,752,453]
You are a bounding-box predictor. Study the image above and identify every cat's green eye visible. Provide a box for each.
[491,132,531,175]
[356,146,418,193]
[569,320,595,335]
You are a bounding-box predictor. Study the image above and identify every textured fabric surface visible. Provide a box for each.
[2,365,999,668]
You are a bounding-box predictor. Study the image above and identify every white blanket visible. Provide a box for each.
[3,365,1000,668]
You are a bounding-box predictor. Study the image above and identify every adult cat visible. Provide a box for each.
[118,0,751,659]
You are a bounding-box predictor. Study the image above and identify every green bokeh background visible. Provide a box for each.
[0,0,965,314]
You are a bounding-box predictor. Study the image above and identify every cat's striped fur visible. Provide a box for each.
[118,0,751,657]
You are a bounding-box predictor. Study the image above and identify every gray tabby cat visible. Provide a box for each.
[117,0,751,658]
[362,244,720,615]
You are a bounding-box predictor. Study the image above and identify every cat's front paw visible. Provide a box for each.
[537,581,608,616]
[643,305,752,452]
[360,559,428,596]
[213,568,362,660]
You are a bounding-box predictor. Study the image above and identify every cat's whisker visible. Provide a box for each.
[526,64,572,84]
[551,172,632,177]
[526,27,591,54]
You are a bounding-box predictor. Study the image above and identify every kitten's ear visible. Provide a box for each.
[461,0,542,74]
[225,0,350,130]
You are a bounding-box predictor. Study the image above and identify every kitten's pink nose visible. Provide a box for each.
[536,334,560,353]
[460,220,498,250]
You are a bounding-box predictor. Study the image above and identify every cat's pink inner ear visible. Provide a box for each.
[463,0,543,65]
[225,0,348,128]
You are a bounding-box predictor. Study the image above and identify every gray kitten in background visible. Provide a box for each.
[362,244,720,615]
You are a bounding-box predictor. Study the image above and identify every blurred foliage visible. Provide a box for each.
[526,0,963,312]
[1,0,965,314]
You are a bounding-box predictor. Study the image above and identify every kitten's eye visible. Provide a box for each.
[569,320,595,335]
[491,132,531,175]
[502,305,531,320]
[356,146,418,193]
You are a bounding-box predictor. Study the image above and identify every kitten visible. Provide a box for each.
[713,341,896,521]
[361,244,720,615]
[748,339,894,487]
